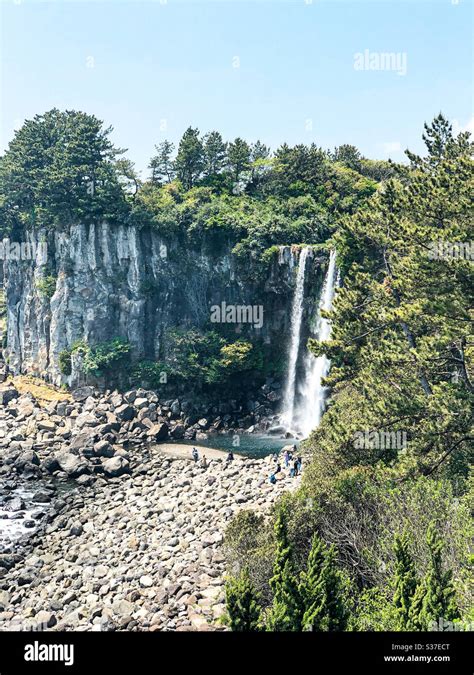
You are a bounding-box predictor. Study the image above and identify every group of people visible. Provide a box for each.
[191,446,208,467]
[269,445,302,484]
[191,446,234,467]
[190,444,301,485]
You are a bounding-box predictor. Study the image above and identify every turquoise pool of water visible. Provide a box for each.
[173,434,300,458]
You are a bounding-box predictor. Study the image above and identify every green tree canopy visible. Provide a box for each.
[0,108,128,230]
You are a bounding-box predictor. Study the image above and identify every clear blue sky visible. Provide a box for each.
[1,0,472,175]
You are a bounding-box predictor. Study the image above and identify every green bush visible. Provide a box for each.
[36,275,57,299]
[129,360,169,388]
[217,340,263,377]
[58,349,72,375]
[82,337,131,377]
[165,330,264,387]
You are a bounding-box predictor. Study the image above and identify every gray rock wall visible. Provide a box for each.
[4,223,326,388]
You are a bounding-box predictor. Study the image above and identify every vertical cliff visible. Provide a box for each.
[4,223,326,389]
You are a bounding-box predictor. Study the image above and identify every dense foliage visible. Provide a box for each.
[0,109,381,261]
[0,109,128,232]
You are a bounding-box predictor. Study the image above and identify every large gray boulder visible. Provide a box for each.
[54,451,88,477]
[72,386,95,402]
[102,456,130,477]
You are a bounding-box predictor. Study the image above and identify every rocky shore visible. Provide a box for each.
[0,379,302,631]
[0,377,293,487]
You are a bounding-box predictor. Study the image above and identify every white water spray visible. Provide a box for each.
[296,249,338,436]
[281,247,309,427]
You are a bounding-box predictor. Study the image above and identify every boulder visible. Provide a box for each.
[0,554,21,570]
[170,424,185,439]
[146,422,169,441]
[4,496,26,511]
[56,402,69,416]
[134,397,148,409]
[14,450,40,470]
[69,522,83,536]
[0,386,19,406]
[70,431,96,452]
[72,386,95,402]
[32,490,54,503]
[115,404,135,422]
[75,412,98,429]
[54,451,87,477]
[93,440,115,458]
[124,390,137,403]
[42,456,60,474]
[170,400,181,415]
[102,456,130,477]
[37,419,57,433]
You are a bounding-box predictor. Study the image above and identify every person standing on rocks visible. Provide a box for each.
[226,450,234,463]
[284,448,290,468]
[293,458,299,477]
[192,447,199,462]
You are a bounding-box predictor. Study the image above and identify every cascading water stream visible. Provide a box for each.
[281,247,309,428]
[296,249,338,436]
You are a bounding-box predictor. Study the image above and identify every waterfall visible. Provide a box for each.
[281,247,310,427]
[296,249,338,436]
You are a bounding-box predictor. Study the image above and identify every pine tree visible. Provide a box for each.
[393,532,418,630]
[174,127,204,189]
[307,114,473,478]
[225,567,262,632]
[148,140,175,184]
[266,511,303,631]
[300,534,326,630]
[300,535,348,631]
[409,522,460,630]
[323,546,349,631]
[227,137,251,182]
[203,131,227,176]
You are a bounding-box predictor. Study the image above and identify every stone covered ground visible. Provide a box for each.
[0,379,301,631]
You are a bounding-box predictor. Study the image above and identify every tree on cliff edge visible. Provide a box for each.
[174,127,204,189]
[0,108,128,229]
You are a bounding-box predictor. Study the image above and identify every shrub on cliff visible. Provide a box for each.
[35,275,57,299]
[58,349,72,376]
[82,338,131,377]
[166,329,264,388]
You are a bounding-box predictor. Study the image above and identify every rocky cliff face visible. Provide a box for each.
[4,223,326,388]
